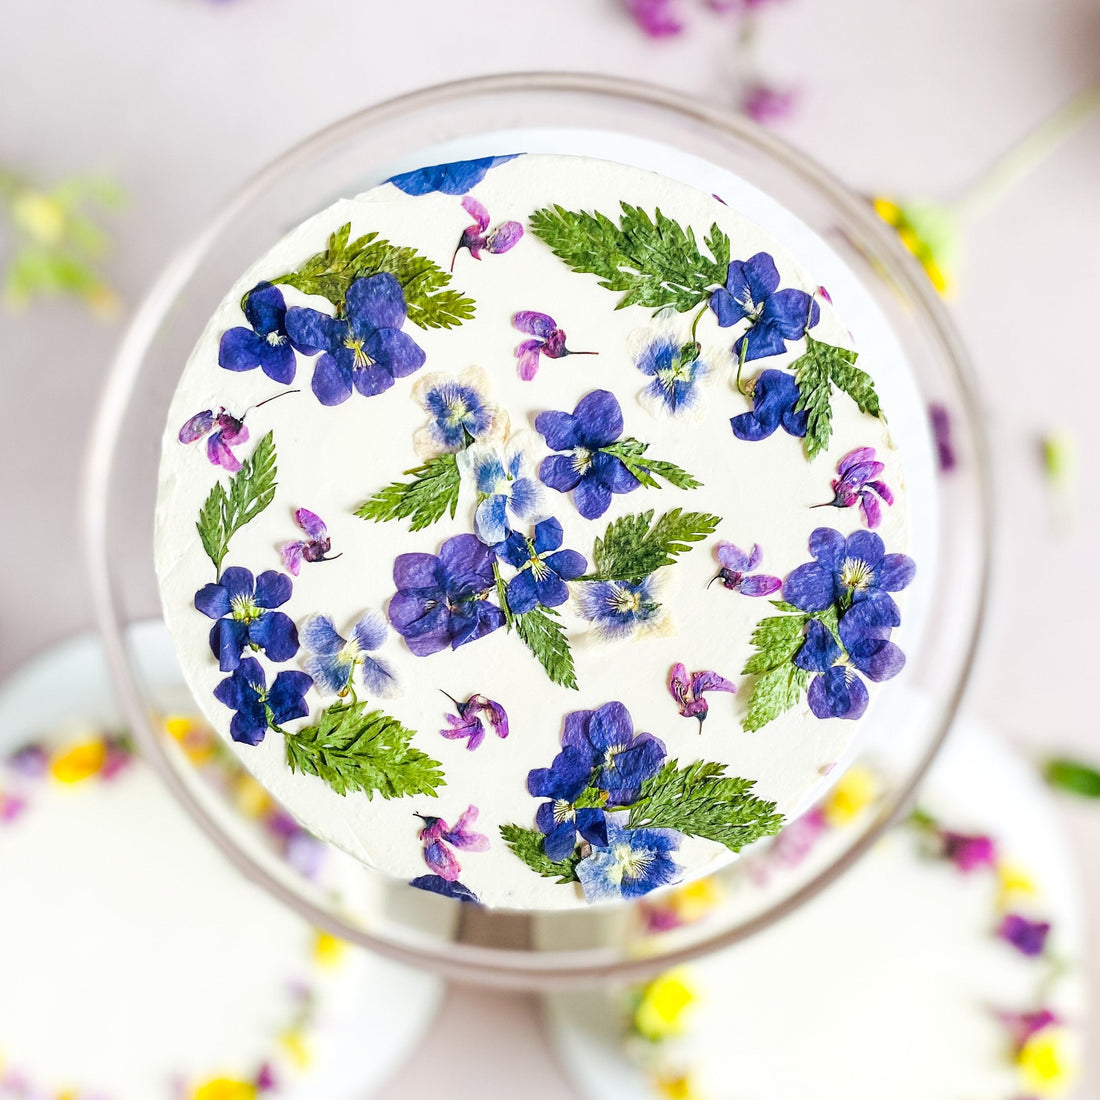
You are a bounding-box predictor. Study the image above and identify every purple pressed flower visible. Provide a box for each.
[388,533,505,657]
[576,815,681,901]
[535,390,641,519]
[417,805,489,882]
[512,311,597,381]
[284,273,426,406]
[409,874,480,902]
[497,517,587,614]
[668,663,736,729]
[998,913,1051,958]
[458,434,545,545]
[528,746,609,860]
[816,446,894,529]
[218,282,297,384]
[194,566,299,672]
[451,196,523,271]
[575,574,667,642]
[213,656,311,746]
[940,830,997,873]
[930,403,957,472]
[299,611,397,697]
[792,619,870,722]
[624,0,683,36]
[280,508,342,575]
[731,369,808,441]
[562,701,666,806]
[440,691,509,751]
[386,155,519,196]
[742,82,798,125]
[709,253,819,361]
[179,407,249,471]
[709,540,782,596]
[999,1008,1059,1052]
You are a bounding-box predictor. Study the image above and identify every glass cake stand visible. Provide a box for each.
[82,73,992,989]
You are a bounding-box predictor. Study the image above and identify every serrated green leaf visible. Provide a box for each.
[586,508,720,582]
[499,824,581,884]
[514,606,578,690]
[354,452,461,531]
[601,438,702,491]
[285,700,444,800]
[626,759,784,852]
[1044,758,1100,799]
[529,202,729,314]
[742,663,810,732]
[742,614,806,674]
[195,431,277,574]
[830,354,882,419]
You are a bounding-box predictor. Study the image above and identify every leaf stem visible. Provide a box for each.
[690,302,709,342]
[733,338,750,395]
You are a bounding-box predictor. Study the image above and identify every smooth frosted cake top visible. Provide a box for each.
[155,153,915,910]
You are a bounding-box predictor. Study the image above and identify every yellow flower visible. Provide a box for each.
[163,714,216,764]
[50,739,107,783]
[232,774,271,818]
[11,190,66,247]
[313,929,347,968]
[654,1071,709,1100]
[670,877,723,924]
[280,1028,311,1069]
[997,861,1039,911]
[634,969,696,1042]
[1018,1027,1075,1095]
[871,196,958,296]
[822,766,877,827]
[191,1079,257,1100]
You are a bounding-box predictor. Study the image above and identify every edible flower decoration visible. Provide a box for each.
[512,310,597,381]
[410,365,504,459]
[940,830,997,873]
[299,611,397,698]
[451,196,523,270]
[708,540,781,596]
[815,446,893,529]
[632,969,697,1042]
[629,314,715,420]
[667,664,736,730]
[576,815,682,902]
[496,517,588,614]
[219,282,297,384]
[439,692,509,751]
[213,657,312,746]
[417,805,489,881]
[409,874,480,902]
[729,368,808,441]
[998,913,1052,958]
[194,566,299,672]
[458,433,545,546]
[179,390,296,472]
[386,154,518,196]
[574,573,670,643]
[528,746,611,860]
[280,508,341,575]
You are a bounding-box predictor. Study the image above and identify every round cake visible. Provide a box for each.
[155,152,917,910]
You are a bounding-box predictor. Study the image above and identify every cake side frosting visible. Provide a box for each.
[154,153,915,910]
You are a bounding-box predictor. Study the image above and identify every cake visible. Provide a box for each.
[155,152,917,910]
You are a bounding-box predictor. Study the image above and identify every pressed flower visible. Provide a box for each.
[709,540,781,596]
[280,508,341,575]
[409,874,480,902]
[816,446,894,528]
[179,407,249,472]
[998,913,1051,958]
[218,282,296,384]
[386,155,519,196]
[285,273,425,405]
[822,766,877,825]
[213,657,311,746]
[1018,1026,1074,1095]
[513,310,597,381]
[576,815,681,901]
[795,623,870,721]
[667,663,736,729]
[730,369,808,441]
[388,534,505,656]
[194,566,299,672]
[417,805,490,881]
[574,572,669,643]
[561,701,666,806]
[299,611,396,698]
[497,517,587,614]
[410,365,503,459]
[458,433,545,545]
[440,692,509,751]
[451,196,523,270]
[528,746,609,860]
[941,831,997,873]
[49,739,107,783]
[629,316,714,420]
[709,253,818,361]
[536,390,641,520]
[633,969,696,1041]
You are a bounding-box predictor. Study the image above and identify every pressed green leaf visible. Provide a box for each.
[601,438,702,491]
[514,606,578,690]
[499,824,581,884]
[742,663,811,733]
[742,615,806,675]
[354,452,461,532]
[586,508,720,582]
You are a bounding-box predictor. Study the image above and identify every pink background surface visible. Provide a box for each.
[2,0,1098,1095]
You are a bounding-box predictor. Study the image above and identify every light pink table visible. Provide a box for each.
[2,0,1097,1095]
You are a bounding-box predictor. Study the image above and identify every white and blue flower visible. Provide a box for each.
[574,570,671,642]
[410,365,506,460]
[628,315,721,421]
[575,814,681,902]
[458,432,545,546]
[299,611,398,698]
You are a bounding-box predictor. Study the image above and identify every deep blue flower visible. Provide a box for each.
[213,656,311,746]
[575,816,681,902]
[388,534,505,657]
[630,317,712,420]
[386,155,520,196]
[527,747,608,861]
[299,611,397,697]
[194,567,299,672]
[574,574,667,642]
[218,282,296,384]
[709,252,819,361]
[410,365,499,458]
[561,701,665,806]
[409,874,480,903]
[284,274,426,405]
[535,390,641,520]
[458,435,545,546]
[498,517,587,614]
[730,369,808,441]
[807,665,870,721]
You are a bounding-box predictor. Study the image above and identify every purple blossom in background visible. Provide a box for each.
[562,701,666,806]
[940,830,997,873]
[409,874,480,902]
[710,253,819,361]
[817,446,894,529]
[576,816,681,901]
[668,663,736,729]
[497,517,587,614]
[178,407,250,471]
[999,1008,1059,1052]
[417,805,489,882]
[998,913,1051,958]
[742,83,798,125]
[536,390,641,519]
[709,540,782,596]
[218,282,297,384]
[8,743,49,778]
[0,792,26,824]
[730,369,808,441]
[386,155,519,196]
[451,196,523,270]
[440,692,509,751]
[285,273,425,405]
[930,403,957,472]
[213,657,311,746]
[528,746,609,860]
[624,0,683,37]
[388,534,505,656]
[512,311,597,381]
[280,508,341,575]
[194,567,299,672]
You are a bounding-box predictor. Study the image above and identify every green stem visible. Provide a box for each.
[690,303,709,342]
[733,338,750,395]
[492,560,516,630]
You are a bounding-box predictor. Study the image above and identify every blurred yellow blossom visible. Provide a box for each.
[232,774,272,819]
[313,930,347,968]
[1018,1027,1075,1095]
[997,861,1039,911]
[654,1071,709,1100]
[871,197,958,296]
[279,1028,311,1069]
[191,1079,257,1100]
[164,714,217,765]
[823,766,877,826]
[50,739,107,784]
[634,969,697,1042]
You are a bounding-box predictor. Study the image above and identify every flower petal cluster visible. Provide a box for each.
[218,282,296,384]
[214,656,311,746]
[194,567,299,672]
[299,611,396,697]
